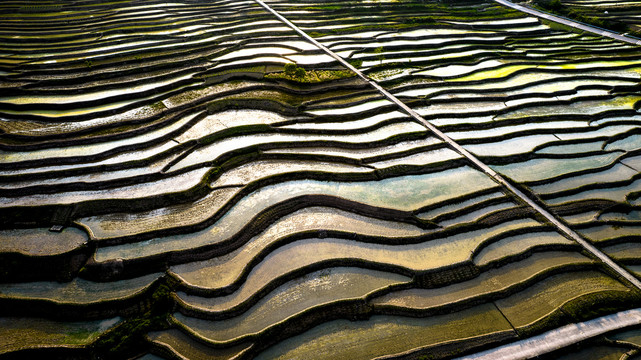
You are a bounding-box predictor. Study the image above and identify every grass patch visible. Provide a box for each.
[265,65,355,83]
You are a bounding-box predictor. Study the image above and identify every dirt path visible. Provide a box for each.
[456,308,641,360]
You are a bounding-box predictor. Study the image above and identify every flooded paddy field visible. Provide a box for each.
[553,0,641,35]
[1,0,641,359]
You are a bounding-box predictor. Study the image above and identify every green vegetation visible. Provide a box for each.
[532,0,632,33]
[374,46,385,65]
[537,0,563,12]
[266,64,355,83]
[541,18,582,34]
[348,59,363,68]
[18,4,62,12]
[92,281,174,358]
[308,31,329,37]
[284,63,307,78]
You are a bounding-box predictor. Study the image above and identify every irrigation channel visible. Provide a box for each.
[2,0,641,359]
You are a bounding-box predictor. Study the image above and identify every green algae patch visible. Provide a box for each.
[450,60,641,83]
[450,64,534,82]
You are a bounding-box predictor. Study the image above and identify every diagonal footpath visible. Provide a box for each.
[455,307,641,360]
[252,0,641,291]
[493,0,641,46]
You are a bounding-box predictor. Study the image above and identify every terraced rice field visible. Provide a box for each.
[1,0,641,359]
[559,0,641,33]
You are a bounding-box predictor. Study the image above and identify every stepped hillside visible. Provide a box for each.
[1,0,641,359]
[539,0,641,35]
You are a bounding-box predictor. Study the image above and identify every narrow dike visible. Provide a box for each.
[250,0,641,292]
